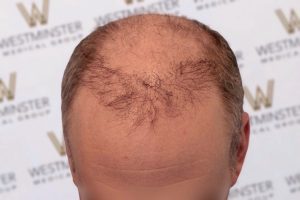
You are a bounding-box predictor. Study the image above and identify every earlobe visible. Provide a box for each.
[230,111,251,186]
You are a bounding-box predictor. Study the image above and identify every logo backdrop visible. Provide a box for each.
[0,0,299,199]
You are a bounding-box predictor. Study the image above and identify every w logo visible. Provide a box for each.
[244,80,275,111]
[125,0,144,5]
[276,9,300,34]
[0,72,16,103]
[48,132,66,156]
[17,0,49,27]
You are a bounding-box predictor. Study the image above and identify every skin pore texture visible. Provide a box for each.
[64,14,250,200]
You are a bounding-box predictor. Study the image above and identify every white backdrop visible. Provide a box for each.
[0,0,299,199]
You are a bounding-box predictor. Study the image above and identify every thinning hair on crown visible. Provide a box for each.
[61,13,244,169]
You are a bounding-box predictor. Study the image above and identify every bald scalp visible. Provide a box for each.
[61,13,244,166]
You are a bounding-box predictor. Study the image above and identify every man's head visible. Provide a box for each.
[61,14,250,200]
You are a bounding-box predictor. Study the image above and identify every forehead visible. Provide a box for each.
[68,86,231,188]
[81,171,229,200]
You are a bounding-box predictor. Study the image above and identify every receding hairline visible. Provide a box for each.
[61,13,244,171]
[83,13,222,69]
[62,14,224,129]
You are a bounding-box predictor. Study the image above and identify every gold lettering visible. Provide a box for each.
[276,9,300,34]
[0,72,16,102]
[17,0,49,27]
[244,80,275,111]
[125,0,144,5]
[48,132,66,156]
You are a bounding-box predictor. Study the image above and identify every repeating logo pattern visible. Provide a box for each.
[0,0,299,199]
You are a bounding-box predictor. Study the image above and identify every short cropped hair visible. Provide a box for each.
[61,13,244,169]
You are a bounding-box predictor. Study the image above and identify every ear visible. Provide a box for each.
[64,136,80,187]
[230,111,251,186]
